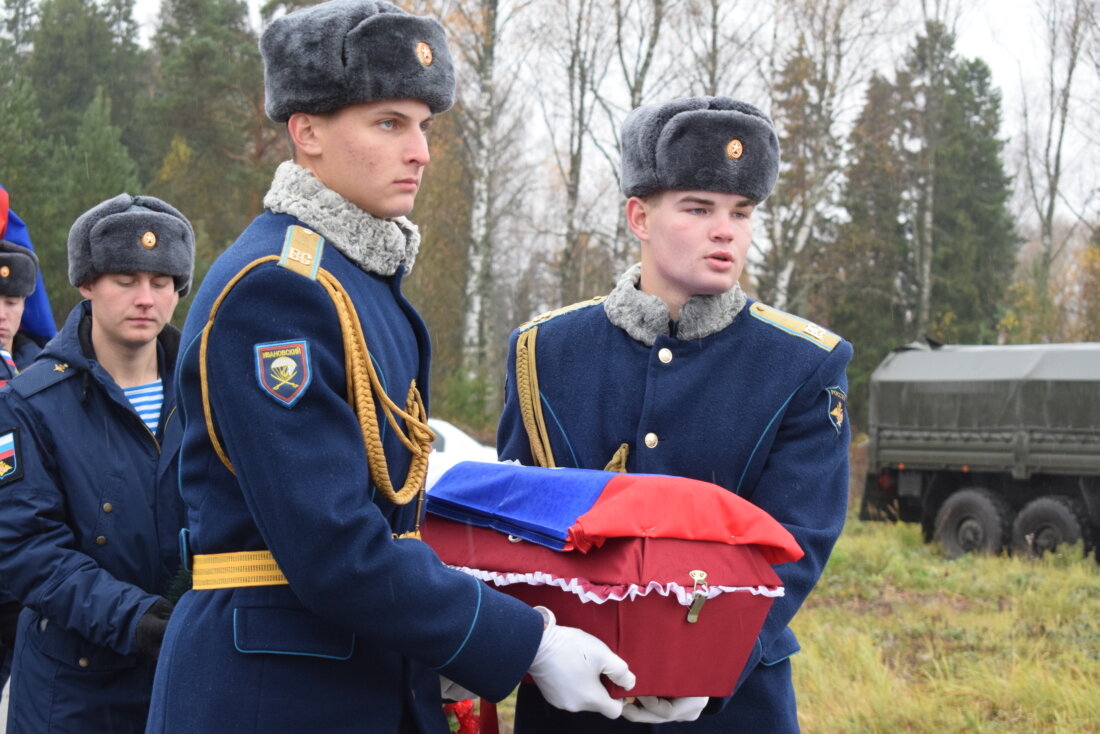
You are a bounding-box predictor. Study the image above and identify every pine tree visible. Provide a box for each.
[147,0,280,262]
[25,0,148,150]
[832,24,1017,430]
[37,90,141,321]
[830,74,909,430]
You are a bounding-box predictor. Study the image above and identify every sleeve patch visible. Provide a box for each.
[255,341,312,408]
[0,427,24,487]
[825,387,847,433]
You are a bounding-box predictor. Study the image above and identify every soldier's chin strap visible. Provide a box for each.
[199,255,435,511]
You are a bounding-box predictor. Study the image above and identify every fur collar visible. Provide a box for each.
[263,161,420,276]
[603,263,747,346]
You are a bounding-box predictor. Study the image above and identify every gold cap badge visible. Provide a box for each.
[726,139,743,160]
[416,41,433,67]
[0,267,9,278]
[141,231,157,250]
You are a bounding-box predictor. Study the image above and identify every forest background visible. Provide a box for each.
[2,0,1099,440]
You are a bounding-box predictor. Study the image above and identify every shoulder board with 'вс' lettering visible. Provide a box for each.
[749,302,841,351]
[278,225,325,280]
[520,297,606,332]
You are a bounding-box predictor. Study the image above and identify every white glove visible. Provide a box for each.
[621,695,709,723]
[439,675,477,702]
[527,606,635,718]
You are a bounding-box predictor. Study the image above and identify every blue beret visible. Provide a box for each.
[620,96,780,202]
[0,240,38,298]
[67,194,196,296]
[261,0,456,122]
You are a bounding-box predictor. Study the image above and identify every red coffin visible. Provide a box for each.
[422,515,784,698]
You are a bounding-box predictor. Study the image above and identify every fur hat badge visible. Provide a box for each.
[261,0,456,122]
[67,194,196,296]
[620,96,780,202]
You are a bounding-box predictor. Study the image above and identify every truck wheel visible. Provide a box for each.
[1011,496,1093,557]
[933,488,1012,558]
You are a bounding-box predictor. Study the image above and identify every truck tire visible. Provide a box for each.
[933,488,1012,558]
[1011,495,1093,557]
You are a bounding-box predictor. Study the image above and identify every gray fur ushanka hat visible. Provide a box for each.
[67,194,196,296]
[261,0,456,122]
[620,96,780,202]
[0,241,38,298]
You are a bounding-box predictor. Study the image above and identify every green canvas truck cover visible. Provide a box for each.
[869,342,1100,477]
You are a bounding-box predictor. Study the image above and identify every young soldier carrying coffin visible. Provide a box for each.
[498,97,854,733]
[0,194,193,733]
[147,2,636,731]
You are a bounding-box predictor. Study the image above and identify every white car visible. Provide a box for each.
[425,418,498,490]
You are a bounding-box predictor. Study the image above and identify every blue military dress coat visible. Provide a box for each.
[0,301,183,734]
[147,165,543,734]
[497,265,853,733]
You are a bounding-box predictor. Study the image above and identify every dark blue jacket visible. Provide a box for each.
[10,332,44,371]
[147,211,543,734]
[497,295,853,733]
[0,332,44,388]
[0,301,183,734]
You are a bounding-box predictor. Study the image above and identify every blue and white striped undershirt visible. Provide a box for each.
[124,380,163,432]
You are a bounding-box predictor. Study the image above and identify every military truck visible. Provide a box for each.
[859,340,1100,558]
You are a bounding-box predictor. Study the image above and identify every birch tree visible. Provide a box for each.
[1018,0,1094,331]
[438,0,534,386]
[592,0,676,272]
[673,0,757,97]
[534,0,612,305]
[753,0,894,314]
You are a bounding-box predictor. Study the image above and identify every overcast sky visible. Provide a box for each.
[132,0,1046,132]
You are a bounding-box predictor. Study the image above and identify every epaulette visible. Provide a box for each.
[748,302,841,351]
[519,297,605,332]
[10,359,79,399]
[276,225,325,280]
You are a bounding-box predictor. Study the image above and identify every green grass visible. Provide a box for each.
[794,518,1100,733]
[491,516,1100,733]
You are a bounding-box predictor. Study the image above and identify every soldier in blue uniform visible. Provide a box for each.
[0,193,195,733]
[498,96,854,733]
[0,241,43,377]
[0,237,44,704]
[147,2,634,732]
[0,187,58,356]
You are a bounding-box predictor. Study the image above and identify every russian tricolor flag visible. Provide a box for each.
[423,462,803,697]
[0,431,15,462]
[425,461,802,562]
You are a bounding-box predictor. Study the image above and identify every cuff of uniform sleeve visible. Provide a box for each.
[434,588,543,702]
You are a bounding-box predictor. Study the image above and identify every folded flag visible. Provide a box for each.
[423,461,803,697]
[425,461,802,563]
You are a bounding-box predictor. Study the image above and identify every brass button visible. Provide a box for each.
[141,231,157,249]
[95,536,107,546]
[658,348,673,364]
[102,502,113,513]
[78,657,89,668]
[644,432,659,449]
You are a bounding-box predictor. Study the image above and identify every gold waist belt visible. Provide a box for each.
[192,550,289,590]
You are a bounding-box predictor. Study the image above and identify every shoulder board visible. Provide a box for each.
[10,360,78,399]
[277,225,325,280]
[519,297,606,332]
[749,302,841,351]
